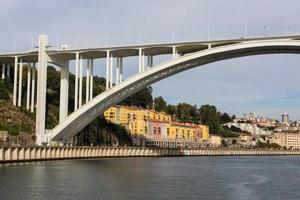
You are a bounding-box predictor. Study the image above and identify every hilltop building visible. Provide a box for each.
[282,112,289,123]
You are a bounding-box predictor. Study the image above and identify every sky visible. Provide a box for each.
[1,0,300,120]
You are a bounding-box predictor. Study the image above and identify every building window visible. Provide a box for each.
[154,127,157,134]
[167,128,170,135]
[158,127,161,134]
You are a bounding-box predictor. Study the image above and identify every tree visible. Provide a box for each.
[166,104,177,116]
[219,112,232,124]
[154,96,167,112]
[199,105,220,134]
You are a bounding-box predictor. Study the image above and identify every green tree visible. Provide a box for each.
[154,96,167,112]
[166,104,177,116]
[219,112,232,124]
[199,105,220,134]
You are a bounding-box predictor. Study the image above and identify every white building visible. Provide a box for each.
[226,122,272,136]
[282,112,289,123]
[271,132,300,149]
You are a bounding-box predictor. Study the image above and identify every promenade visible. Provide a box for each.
[0,146,300,163]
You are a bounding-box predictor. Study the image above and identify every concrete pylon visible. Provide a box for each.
[59,61,69,123]
[26,63,31,110]
[13,57,18,106]
[36,34,49,145]
[17,59,23,107]
[106,51,110,90]
[1,63,5,79]
[30,63,36,113]
[89,59,93,100]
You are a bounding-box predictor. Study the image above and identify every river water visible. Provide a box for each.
[0,156,300,200]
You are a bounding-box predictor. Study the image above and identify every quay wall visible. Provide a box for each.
[0,147,300,163]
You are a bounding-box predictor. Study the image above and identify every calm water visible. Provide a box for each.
[0,156,300,200]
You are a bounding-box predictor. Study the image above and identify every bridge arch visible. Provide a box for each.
[50,40,300,141]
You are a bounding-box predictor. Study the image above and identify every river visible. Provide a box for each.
[0,156,299,200]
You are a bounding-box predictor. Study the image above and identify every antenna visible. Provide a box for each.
[138,29,141,45]
[13,40,17,52]
[207,24,210,40]
[172,28,175,43]
[244,23,248,38]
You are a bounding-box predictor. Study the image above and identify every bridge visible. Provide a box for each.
[1,34,300,145]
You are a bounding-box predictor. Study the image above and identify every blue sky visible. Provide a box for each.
[1,0,300,120]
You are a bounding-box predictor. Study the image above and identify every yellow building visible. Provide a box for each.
[104,105,209,143]
[200,125,209,141]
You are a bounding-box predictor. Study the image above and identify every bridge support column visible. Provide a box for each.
[79,55,83,108]
[36,35,49,145]
[116,57,120,84]
[31,63,36,113]
[172,46,178,59]
[26,63,31,110]
[86,59,90,103]
[89,59,93,100]
[17,59,23,107]
[109,53,113,88]
[7,64,10,78]
[13,57,18,106]
[142,51,145,72]
[106,51,110,90]
[119,57,123,83]
[147,55,153,68]
[59,61,69,123]
[1,63,5,79]
[138,48,143,73]
[74,52,79,111]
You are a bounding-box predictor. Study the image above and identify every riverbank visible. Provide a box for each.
[1,146,300,163]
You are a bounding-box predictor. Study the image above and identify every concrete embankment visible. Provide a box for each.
[0,146,300,163]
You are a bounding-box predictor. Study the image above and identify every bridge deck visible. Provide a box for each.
[1,35,300,63]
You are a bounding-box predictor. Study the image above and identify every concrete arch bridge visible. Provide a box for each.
[1,35,300,145]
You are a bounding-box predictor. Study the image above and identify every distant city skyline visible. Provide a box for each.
[1,0,300,119]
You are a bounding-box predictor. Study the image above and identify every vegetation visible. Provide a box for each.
[153,96,237,136]
[256,141,282,149]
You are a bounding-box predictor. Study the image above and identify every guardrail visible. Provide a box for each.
[0,146,299,163]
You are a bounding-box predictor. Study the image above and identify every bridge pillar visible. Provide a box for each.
[59,61,69,123]
[119,57,123,83]
[116,57,120,84]
[172,46,179,59]
[74,52,79,111]
[6,64,10,78]
[17,59,23,107]
[26,63,31,110]
[1,63,5,79]
[106,51,110,90]
[36,35,49,145]
[138,48,143,73]
[79,55,83,108]
[147,55,153,68]
[89,59,93,100]
[86,59,90,102]
[13,57,18,106]
[109,53,113,88]
[30,63,36,113]
[142,51,145,72]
